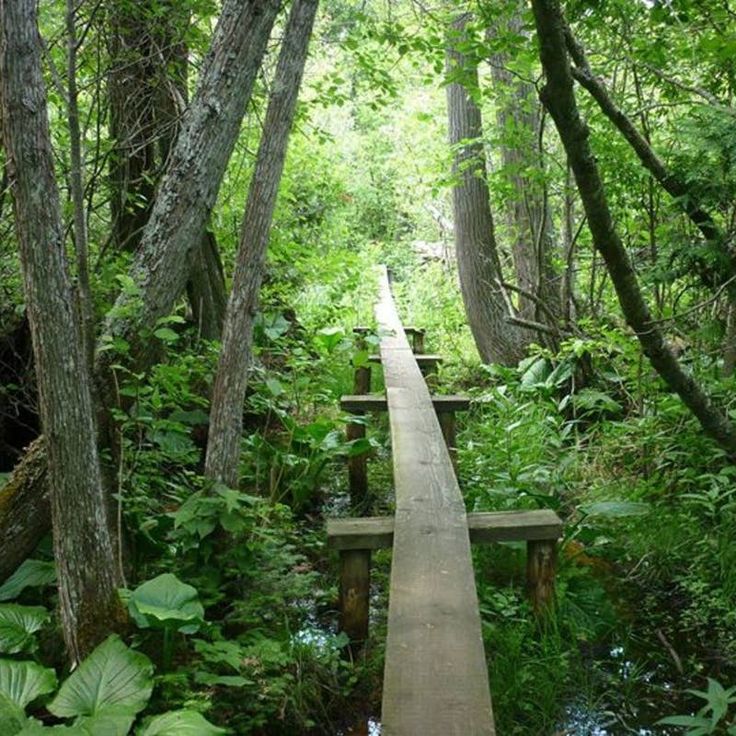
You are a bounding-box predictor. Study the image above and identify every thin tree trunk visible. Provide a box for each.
[107,0,227,336]
[0,0,281,583]
[446,13,527,365]
[66,0,94,365]
[487,6,561,338]
[99,0,281,370]
[187,231,227,340]
[564,27,727,257]
[205,0,319,487]
[1,0,125,662]
[530,0,736,458]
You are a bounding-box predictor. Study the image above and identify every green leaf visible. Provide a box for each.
[153,328,178,344]
[138,710,226,735]
[75,708,136,736]
[0,659,56,709]
[0,691,27,736]
[265,378,284,397]
[0,561,56,602]
[519,358,551,389]
[48,635,152,719]
[580,501,650,519]
[127,574,204,633]
[0,605,49,654]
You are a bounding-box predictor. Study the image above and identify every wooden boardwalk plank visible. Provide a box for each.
[375,266,495,735]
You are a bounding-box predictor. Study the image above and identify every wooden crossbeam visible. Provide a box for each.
[327,509,562,550]
[340,394,470,414]
[354,325,426,336]
[368,353,442,366]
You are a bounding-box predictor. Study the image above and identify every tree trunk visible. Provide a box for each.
[0,0,281,584]
[1,0,125,662]
[98,0,280,368]
[107,0,227,337]
[487,6,561,341]
[530,0,736,458]
[187,231,227,340]
[205,0,319,487]
[446,13,527,365]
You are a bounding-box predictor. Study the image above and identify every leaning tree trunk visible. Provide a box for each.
[530,0,736,458]
[205,0,319,487]
[1,0,125,662]
[446,13,528,365]
[0,0,281,583]
[98,0,281,369]
[107,0,227,338]
[487,4,561,342]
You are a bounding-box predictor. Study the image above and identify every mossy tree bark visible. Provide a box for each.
[0,0,282,585]
[530,0,736,458]
[205,0,319,486]
[1,0,125,662]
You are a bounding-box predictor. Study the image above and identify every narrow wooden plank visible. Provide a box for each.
[327,509,562,551]
[341,394,471,413]
[374,266,495,735]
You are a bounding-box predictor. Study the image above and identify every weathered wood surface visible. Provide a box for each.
[369,353,443,367]
[374,266,495,735]
[339,548,371,655]
[327,509,562,551]
[340,394,471,414]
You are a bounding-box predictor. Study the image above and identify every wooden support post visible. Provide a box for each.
[353,365,371,394]
[437,409,457,471]
[346,417,368,509]
[339,548,371,656]
[347,331,371,509]
[412,329,425,355]
[526,540,557,614]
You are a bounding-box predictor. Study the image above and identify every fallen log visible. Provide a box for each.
[0,438,50,582]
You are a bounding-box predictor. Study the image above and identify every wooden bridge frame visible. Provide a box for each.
[328,266,563,735]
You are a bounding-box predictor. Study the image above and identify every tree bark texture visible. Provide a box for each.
[205,0,319,487]
[530,0,736,458]
[0,0,280,586]
[446,14,527,366]
[100,0,281,366]
[487,6,561,337]
[107,0,226,338]
[0,0,124,662]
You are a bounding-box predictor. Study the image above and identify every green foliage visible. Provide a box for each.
[659,678,736,734]
[0,606,49,655]
[0,562,56,602]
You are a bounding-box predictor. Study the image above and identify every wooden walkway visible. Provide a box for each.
[328,266,562,735]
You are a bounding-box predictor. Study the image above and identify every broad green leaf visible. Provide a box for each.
[265,378,284,397]
[138,709,226,735]
[127,574,204,633]
[75,707,136,736]
[0,561,56,602]
[0,605,49,654]
[48,635,152,719]
[0,691,26,736]
[519,358,551,389]
[580,501,650,519]
[0,659,56,708]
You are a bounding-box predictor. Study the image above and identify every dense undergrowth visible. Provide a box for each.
[5,244,736,734]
